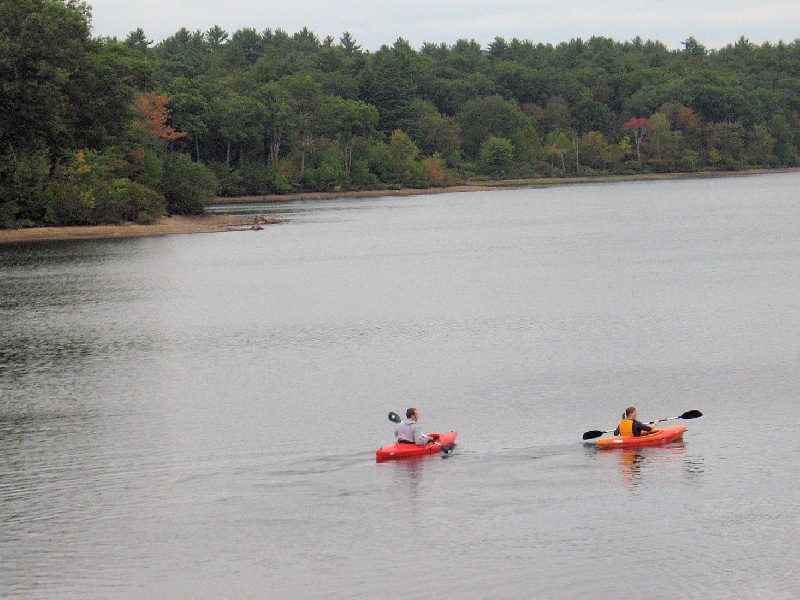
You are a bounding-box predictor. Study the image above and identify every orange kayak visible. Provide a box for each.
[375,431,457,462]
[595,425,686,449]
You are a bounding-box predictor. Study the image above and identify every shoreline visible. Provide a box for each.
[2,168,797,244]
[210,168,800,205]
[0,214,274,245]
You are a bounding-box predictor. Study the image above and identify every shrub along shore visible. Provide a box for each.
[2,169,794,245]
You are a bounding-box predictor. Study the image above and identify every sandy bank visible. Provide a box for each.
[0,215,277,245]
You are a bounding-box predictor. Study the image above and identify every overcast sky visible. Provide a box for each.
[86,0,799,51]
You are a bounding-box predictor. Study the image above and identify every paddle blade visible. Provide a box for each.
[432,440,453,454]
[388,411,401,423]
[582,430,605,440]
[680,410,703,420]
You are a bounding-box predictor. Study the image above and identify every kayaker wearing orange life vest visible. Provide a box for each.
[395,408,436,445]
[614,406,660,437]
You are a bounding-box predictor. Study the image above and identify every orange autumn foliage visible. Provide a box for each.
[421,157,447,187]
[132,92,187,141]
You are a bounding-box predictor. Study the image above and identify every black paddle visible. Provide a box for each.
[582,409,703,441]
[387,411,454,454]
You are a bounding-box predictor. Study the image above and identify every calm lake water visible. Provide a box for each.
[2,173,799,598]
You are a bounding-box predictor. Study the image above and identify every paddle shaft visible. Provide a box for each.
[646,415,676,425]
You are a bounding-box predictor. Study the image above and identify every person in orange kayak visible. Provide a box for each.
[395,408,437,445]
[614,406,660,437]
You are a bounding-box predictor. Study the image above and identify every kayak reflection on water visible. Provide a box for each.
[603,444,687,489]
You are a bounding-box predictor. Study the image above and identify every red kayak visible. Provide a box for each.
[375,431,457,462]
[595,425,686,449]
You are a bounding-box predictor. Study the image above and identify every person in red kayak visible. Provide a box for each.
[395,408,437,445]
[614,406,660,437]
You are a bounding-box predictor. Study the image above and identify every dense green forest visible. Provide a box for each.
[3,0,800,228]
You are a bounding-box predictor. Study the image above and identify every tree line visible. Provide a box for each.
[2,0,800,228]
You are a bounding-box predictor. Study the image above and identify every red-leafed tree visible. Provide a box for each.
[621,117,655,165]
[132,92,188,143]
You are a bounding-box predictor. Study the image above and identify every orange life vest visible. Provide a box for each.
[617,418,634,437]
